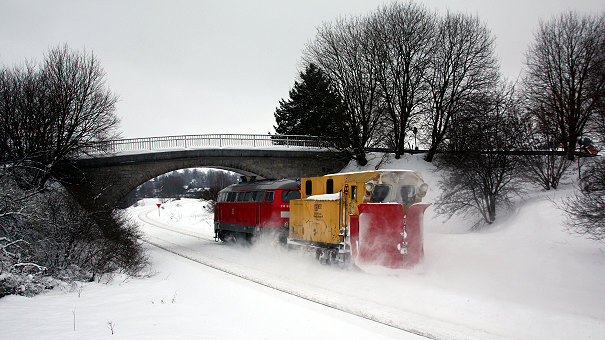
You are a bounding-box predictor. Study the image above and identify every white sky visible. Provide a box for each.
[1,1,603,139]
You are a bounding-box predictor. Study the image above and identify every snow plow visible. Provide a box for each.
[288,170,430,269]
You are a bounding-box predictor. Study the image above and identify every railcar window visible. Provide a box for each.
[227,192,237,202]
[252,191,265,202]
[305,180,312,195]
[237,192,252,202]
[281,190,301,203]
[399,186,417,204]
[351,186,357,200]
[326,179,334,194]
[264,191,274,203]
[370,185,391,203]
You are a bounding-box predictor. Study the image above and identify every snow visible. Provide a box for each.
[307,192,341,201]
[0,244,414,339]
[2,153,605,339]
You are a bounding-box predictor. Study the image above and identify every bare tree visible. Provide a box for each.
[423,12,500,162]
[560,15,605,240]
[208,170,237,190]
[0,45,119,190]
[369,2,436,158]
[524,11,605,161]
[202,170,238,211]
[0,64,51,188]
[562,157,605,241]
[517,115,573,190]
[304,17,383,165]
[436,83,522,228]
[156,175,186,198]
[0,46,147,296]
[586,13,605,148]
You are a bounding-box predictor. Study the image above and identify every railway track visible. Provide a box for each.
[143,242,435,339]
[136,206,501,340]
[137,208,436,339]
[138,208,216,242]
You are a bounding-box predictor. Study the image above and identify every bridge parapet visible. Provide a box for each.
[90,134,329,154]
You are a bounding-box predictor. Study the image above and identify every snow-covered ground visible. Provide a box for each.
[1,153,605,339]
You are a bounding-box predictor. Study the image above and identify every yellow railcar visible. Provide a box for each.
[288,170,429,266]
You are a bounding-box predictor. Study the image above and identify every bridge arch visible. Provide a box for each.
[64,148,348,211]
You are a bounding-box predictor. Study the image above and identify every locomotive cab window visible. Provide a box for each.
[326,179,334,194]
[370,185,391,203]
[305,180,312,196]
[281,190,301,203]
[399,186,417,204]
[351,186,357,200]
[264,191,274,203]
[227,192,237,202]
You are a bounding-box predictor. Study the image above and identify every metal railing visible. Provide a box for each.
[89,134,329,153]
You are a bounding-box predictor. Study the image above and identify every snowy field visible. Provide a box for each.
[1,154,605,339]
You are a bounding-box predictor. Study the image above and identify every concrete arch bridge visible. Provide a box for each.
[63,134,348,212]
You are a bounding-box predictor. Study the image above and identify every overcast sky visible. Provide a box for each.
[1,1,603,139]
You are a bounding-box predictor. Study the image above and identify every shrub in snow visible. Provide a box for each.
[434,152,523,230]
[0,174,148,297]
[562,158,605,241]
[519,153,573,190]
[0,273,58,298]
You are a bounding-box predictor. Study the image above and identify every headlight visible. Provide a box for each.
[418,183,429,197]
[365,183,373,191]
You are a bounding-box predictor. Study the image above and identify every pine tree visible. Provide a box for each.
[273,63,344,137]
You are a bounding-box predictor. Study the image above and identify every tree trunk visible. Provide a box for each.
[488,198,496,223]
[394,144,404,159]
[355,152,368,166]
[424,145,437,162]
[566,138,576,161]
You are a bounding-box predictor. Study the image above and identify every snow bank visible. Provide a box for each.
[2,152,605,339]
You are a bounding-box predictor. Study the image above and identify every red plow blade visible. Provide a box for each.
[351,203,430,269]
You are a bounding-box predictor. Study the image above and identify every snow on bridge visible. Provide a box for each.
[90,134,331,155]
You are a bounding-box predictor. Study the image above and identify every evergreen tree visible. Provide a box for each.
[273,63,344,137]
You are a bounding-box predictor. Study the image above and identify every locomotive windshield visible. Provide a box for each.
[370,184,391,203]
[399,185,417,204]
[369,184,417,204]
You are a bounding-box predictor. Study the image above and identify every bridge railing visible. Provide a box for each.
[90,134,329,153]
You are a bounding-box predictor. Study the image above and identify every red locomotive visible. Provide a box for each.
[214,179,300,243]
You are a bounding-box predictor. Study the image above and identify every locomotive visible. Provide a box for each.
[214,170,430,269]
[214,179,300,243]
